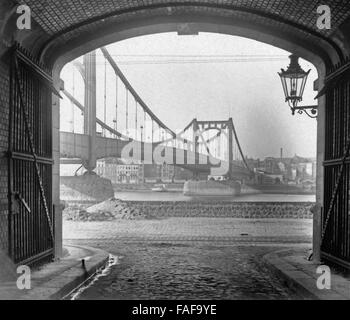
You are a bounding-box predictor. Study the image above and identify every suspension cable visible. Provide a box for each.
[71,65,75,133]
[135,98,138,139]
[125,86,128,134]
[115,75,118,136]
[103,58,107,137]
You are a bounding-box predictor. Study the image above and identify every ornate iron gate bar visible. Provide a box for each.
[321,136,350,243]
[322,58,350,268]
[13,56,55,243]
[8,46,55,266]
[324,157,350,166]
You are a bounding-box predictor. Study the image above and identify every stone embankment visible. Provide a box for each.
[129,201,314,219]
[63,198,314,221]
[63,198,145,221]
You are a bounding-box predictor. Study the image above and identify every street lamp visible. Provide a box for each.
[278,54,317,118]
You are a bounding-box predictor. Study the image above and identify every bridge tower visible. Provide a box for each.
[83,51,97,173]
[227,118,234,180]
[192,119,200,179]
[181,118,249,180]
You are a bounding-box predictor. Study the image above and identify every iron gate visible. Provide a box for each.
[322,58,350,268]
[8,46,55,266]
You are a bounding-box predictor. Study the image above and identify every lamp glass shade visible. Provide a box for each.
[278,55,310,107]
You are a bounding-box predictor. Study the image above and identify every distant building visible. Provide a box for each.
[96,158,144,184]
[248,154,316,186]
[264,157,283,174]
[254,169,284,185]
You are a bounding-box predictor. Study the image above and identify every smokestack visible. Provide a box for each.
[280,148,283,160]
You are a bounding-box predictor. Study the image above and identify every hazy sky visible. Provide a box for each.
[61,32,317,159]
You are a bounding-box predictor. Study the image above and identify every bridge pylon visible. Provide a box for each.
[192,118,199,164]
[82,51,97,173]
[227,118,234,180]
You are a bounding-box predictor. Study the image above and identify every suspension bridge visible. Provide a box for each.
[59,47,252,180]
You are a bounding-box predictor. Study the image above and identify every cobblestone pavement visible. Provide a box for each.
[66,240,307,300]
[64,218,311,299]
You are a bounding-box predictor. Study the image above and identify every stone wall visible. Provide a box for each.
[127,201,315,219]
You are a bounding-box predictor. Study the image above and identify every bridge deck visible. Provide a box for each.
[60,131,251,176]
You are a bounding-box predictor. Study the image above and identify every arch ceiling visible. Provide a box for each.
[5,0,350,66]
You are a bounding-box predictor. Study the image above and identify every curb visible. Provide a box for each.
[52,245,110,300]
[263,250,317,299]
[263,249,347,300]
[26,244,110,300]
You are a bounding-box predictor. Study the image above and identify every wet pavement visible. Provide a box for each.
[64,218,310,300]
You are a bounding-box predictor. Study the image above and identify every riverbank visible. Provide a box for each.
[113,190,315,202]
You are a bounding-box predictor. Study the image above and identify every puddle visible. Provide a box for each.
[63,254,121,300]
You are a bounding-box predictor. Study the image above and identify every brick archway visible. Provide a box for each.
[0,0,350,267]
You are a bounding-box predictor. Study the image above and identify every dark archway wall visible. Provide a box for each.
[0,0,350,259]
[14,1,350,65]
[0,1,349,66]
[0,0,13,253]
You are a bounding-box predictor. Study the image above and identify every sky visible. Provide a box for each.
[60,32,318,160]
